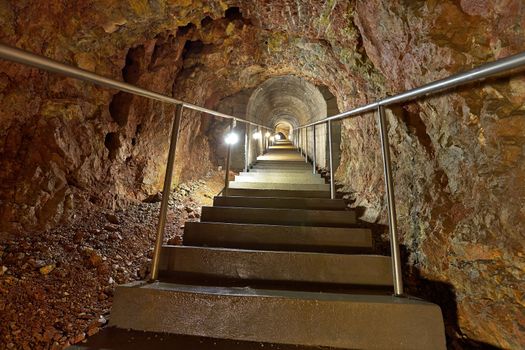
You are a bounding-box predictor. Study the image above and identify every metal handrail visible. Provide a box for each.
[294,50,525,297]
[0,43,270,130]
[297,51,525,129]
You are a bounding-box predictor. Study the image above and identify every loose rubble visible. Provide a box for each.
[0,173,223,349]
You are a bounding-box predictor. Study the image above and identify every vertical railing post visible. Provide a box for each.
[150,103,183,281]
[327,120,335,199]
[312,125,317,174]
[298,129,302,154]
[377,105,404,296]
[295,129,303,155]
[224,119,235,189]
[244,124,249,172]
[304,127,308,163]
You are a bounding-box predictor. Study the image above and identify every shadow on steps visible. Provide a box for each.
[404,266,503,350]
[68,327,337,350]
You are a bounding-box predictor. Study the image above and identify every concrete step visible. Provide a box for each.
[158,246,392,287]
[184,222,372,252]
[247,168,316,174]
[201,206,356,226]
[110,282,446,350]
[234,174,325,185]
[240,170,320,177]
[223,188,330,198]
[256,156,305,162]
[254,160,308,165]
[251,165,311,170]
[228,181,329,192]
[213,196,346,210]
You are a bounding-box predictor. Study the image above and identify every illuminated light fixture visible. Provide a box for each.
[225,132,239,145]
[265,132,271,138]
[270,136,275,142]
[275,134,282,140]
[252,131,262,140]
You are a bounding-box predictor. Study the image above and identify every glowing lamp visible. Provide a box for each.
[225,132,239,145]
[252,131,262,140]
[265,132,271,138]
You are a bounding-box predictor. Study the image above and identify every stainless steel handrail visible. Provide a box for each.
[0,43,270,130]
[297,51,525,129]
[295,50,525,297]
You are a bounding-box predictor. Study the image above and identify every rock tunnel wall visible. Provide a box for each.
[0,0,524,348]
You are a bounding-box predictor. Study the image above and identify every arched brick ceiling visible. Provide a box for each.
[246,75,327,130]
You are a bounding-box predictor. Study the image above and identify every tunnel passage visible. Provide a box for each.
[214,75,341,171]
[244,75,339,169]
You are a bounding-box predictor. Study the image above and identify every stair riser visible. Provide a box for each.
[233,176,325,184]
[228,182,329,191]
[201,207,356,227]
[223,188,331,198]
[212,196,345,210]
[247,169,317,174]
[240,171,321,177]
[184,222,372,252]
[159,246,392,286]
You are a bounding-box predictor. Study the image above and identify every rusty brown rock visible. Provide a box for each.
[0,1,523,348]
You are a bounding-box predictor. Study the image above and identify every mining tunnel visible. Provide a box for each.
[0,2,524,349]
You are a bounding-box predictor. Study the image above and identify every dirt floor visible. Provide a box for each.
[0,171,224,349]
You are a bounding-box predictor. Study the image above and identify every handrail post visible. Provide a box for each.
[298,129,302,154]
[312,125,317,174]
[150,103,183,281]
[377,105,404,296]
[244,124,249,172]
[328,120,335,199]
[295,129,303,155]
[224,119,235,189]
[304,128,308,163]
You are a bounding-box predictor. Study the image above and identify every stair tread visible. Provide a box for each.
[110,282,446,350]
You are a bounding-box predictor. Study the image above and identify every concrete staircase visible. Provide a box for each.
[109,140,446,349]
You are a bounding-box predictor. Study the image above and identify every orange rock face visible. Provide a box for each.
[0,0,524,348]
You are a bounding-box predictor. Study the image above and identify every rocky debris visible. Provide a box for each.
[0,173,222,349]
[0,0,521,347]
[105,213,119,225]
[143,193,162,203]
[39,264,56,275]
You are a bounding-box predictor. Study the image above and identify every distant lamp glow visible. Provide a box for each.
[270,136,275,142]
[225,132,239,145]
[252,131,262,140]
[265,132,271,138]
[274,134,282,140]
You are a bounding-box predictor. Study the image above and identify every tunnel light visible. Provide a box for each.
[275,134,282,140]
[265,132,271,138]
[270,136,275,142]
[225,132,239,145]
[252,131,262,140]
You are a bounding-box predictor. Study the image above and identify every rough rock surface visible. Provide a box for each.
[0,0,524,348]
[0,173,223,349]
